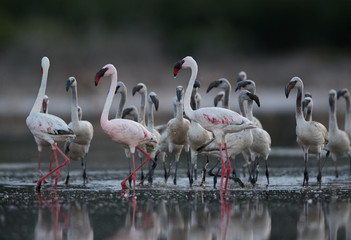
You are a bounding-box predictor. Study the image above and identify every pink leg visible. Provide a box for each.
[53,150,60,189]
[224,143,231,191]
[36,142,70,190]
[121,147,151,191]
[218,143,226,192]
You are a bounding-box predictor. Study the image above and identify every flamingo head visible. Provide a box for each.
[148,92,159,111]
[176,85,184,102]
[237,71,247,83]
[95,64,116,86]
[329,89,337,110]
[122,106,139,121]
[214,91,225,107]
[337,88,350,100]
[285,76,303,98]
[41,56,50,75]
[66,76,77,91]
[235,80,256,93]
[115,81,127,94]
[173,56,195,76]
[239,90,260,107]
[132,83,147,96]
[207,78,229,93]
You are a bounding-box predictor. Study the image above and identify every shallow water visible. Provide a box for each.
[1,134,351,240]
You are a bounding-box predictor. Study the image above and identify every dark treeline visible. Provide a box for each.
[2,0,351,55]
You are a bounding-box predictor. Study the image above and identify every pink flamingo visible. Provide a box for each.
[26,56,75,190]
[173,56,255,192]
[34,95,55,175]
[94,64,157,196]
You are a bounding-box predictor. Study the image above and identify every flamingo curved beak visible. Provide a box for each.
[173,59,184,77]
[247,92,260,107]
[132,85,143,96]
[235,80,250,92]
[206,80,221,93]
[193,80,200,89]
[214,93,223,107]
[176,87,182,102]
[150,95,159,111]
[95,68,108,86]
[285,81,295,98]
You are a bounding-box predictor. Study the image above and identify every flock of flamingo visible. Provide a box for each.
[26,56,351,195]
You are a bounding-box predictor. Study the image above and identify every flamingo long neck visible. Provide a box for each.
[139,93,146,125]
[329,99,338,132]
[246,100,254,121]
[70,85,79,123]
[184,61,198,120]
[223,85,231,109]
[305,107,312,121]
[31,66,49,113]
[176,100,184,121]
[295,85,305,122]
[344,97,351,132]
[101,72,117,129]
[115,90,126,119]
[239,97,248,118]
[147,101,154,131]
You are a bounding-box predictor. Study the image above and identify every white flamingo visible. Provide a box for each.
[337,88,351,140]
[166,86,191,185]
[235,80,263,129]
[64,77,94,185]
[328,89,351,177]
[236,80,271,185]
[285,76,328,185]
[95,64,157,196]
[173,56,255,191]
[26,56,75,190]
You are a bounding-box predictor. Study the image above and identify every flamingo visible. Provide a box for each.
[337,88,351,140]
[206,78,252,187]
[64,77,94,185]
[235,80,263,129]
[142,92,161,184]
[173,56,255,192]
[199,90,260,187]
[236,80,271,185]
[327,89,351,177]
[26,56,75,190]
[34,95,55,175]
[166,86,191,185]
[94,64,157,196]
[285,76,328,185]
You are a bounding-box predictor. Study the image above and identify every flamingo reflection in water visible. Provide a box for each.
[35,190,69,240]
[110,194,156,240]
[35,191,93,240]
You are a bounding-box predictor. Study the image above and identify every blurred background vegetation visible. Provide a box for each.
[1,0,351,146]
